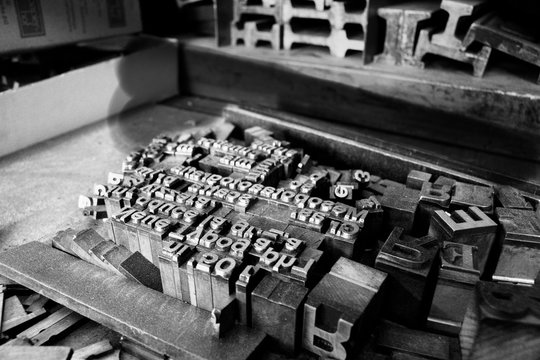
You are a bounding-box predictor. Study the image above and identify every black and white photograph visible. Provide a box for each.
[0,0,539,359]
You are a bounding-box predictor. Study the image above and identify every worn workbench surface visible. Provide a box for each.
[0,103,222,251]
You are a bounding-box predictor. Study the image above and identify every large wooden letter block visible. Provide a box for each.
[302,257,387,359]
[375,227,439,327]
[252,273,309,354]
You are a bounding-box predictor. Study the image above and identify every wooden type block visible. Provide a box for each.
[460,281,540,360]
[252,274,309,354]
[406,170,433,190]
[289,247,325,288]
[194,252,219,311]
[496,208,540,248]
[375,227,439,327]
[324,220,362,261]
[380,186,420,234]
[71,229,107,266]
[72,340,113,360]
[119,252,163,292]
[235,265,265,326]
[428,239,483,334]
[495,185,533,210]
[2,308,47,332]
[110,217,131,250]
[302,257,387,359]
[451,182,494,214]
[285,224,325,250]
[492,244,540,285]
[427,277,475,335]
[289,208,327,233]
[429,207,496,276]
[0,242,266,360]
[463,13,540,84]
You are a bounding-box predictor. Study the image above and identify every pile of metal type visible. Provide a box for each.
[227,0,540,83]
[1,118,539,359]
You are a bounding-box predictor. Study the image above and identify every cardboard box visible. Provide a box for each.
[0,0,141,54]
[0,35,179,157]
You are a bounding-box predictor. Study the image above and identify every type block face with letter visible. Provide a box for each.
[302,257,387,359]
